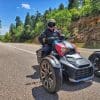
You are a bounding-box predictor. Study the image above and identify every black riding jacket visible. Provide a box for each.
[38,28,61,45]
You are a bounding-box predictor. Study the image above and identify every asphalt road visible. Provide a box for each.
[0,42,100,100]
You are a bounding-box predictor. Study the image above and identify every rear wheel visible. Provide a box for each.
[40,59,62,93]
[36,49,42,64]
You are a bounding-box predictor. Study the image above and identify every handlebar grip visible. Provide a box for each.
[47,37,59,40]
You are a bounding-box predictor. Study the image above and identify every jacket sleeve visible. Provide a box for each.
[56,30,65,39]
[38,32,46,45]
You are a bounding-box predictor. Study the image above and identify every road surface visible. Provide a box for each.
[0,42,100,100]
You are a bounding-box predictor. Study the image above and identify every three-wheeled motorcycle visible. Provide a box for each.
[36,33,94,93]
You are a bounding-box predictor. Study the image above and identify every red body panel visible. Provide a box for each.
[55,43,65,56]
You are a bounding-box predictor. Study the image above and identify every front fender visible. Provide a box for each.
[41,55,62,69]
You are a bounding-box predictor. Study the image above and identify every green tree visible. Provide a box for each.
[46,9,72,35]
[15,25,24,42]
[24,12,32,26]
[23,12,32,41]
[42,10,50,28]
[58,3,65,10]
[68,0,82,9]
[68,0,76,9]
[35,11,42,22]
[48,7,52,13]
[80,4,92,17]
[91,0,100,15]
[9,23,15,33]
[15,16,23,28]
[31,11,42,30]
[34,21,44,36]
[3,32,11,42]
[20,25,32,41]
[70,8,80,21]
[9,23,16,42]
[80,0,93,17]
[31,15,36,29]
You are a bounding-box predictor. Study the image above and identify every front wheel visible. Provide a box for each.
[40,59,62,93]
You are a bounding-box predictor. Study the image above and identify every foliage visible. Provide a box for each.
[70,8,80,21]
[2,1,100,42]
[58,3,65,10]
[46,9,72,36]
[68,0,82,9]
[0,35,4,41]
[3,32,12,42]
[24,12,32,26]
[91,0,100,15]
[15,16,23,28]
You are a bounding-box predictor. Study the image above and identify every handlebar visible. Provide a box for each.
[47,36,59,40]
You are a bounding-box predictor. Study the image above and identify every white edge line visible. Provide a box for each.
[7,45,36,55]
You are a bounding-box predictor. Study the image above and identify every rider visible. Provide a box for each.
[38,19,64,56]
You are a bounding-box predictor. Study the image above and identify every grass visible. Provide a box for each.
[75,42,100,49]
[75,43,85,48]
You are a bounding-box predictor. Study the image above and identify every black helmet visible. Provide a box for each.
[47,19,56,28]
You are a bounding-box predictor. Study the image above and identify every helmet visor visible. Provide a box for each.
[48,22,55,28]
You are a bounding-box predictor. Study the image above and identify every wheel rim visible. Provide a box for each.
[93,57,100,70]
[40,60,55,89]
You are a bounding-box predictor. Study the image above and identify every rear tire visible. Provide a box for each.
[36,49,42,64]
[40,59,62,93]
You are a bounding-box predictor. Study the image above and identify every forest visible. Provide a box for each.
[0,0,100,47]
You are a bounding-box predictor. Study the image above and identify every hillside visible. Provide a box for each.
[70,16,100,48]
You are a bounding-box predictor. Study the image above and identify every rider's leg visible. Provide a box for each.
[42,45,52,56]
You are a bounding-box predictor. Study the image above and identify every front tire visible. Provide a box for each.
[40,58,62,93]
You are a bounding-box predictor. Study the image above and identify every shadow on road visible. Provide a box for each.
[26,65,40,79]
[32,86,58,100]
[26,65,93,100]
[93,76,100,83]
[26,65,59,100]
[61,81,92,92]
